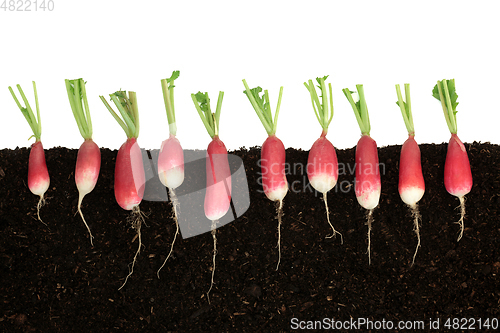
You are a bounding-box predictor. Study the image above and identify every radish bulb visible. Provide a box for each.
[156,71,185,279]
[433,79,473,241]
[9,82,50,225]
[158,135,184,189]
[192,90,231,303]
[100,90,145,290]
[28,140,50,224]
[343,85,381,265]
[304,76,342,242]
[66,78,101,246]
[242,80,287,270]
[114,137,145,211]
[261,135,287,202]
[204,136,231,221]
[396,83,425,265]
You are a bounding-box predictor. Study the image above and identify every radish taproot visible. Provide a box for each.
[242,79,287,270]
[100,90,146,290]
[432,79,472,241]
[395,83,425,265]
[192,90,231,303]
[8,82,50,225]
[304,75,341,242]
[343,85,381,264]
[157,71,184,278]
[65,78,101,246]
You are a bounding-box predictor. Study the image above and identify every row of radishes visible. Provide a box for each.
[8,75,472,296]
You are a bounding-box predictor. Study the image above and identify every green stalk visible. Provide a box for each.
[128,92,140,138]
[343,84,371,135]
[358,85,370,133]
[303,76,334,133]
[242,80,271,134]
[66,78,93,140]
[304,81,322,126]
[204,93,214,132]
[81,81,92,137]
[100,90,140,139]
[100,97,129,137]
[242,79,283,136]
[191,91,224,139]
[273,87,283,133]
[432,79,459,134]
[161,70,180,136]
[395,83,415,136]
[8,81,42,141]
[328,83,334,128]
[111,92,136,136]
[321,80,328,123]
[192,94,213,138]
[33,82,41,136]
[264,91,272,126]
[214,91,224,137]
[18,84,39,136]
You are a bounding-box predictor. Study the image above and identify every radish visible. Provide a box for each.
[192,90,230,303]
[100,90,146,290]
[303,75,342,242]
[432,79,472,241]
[8,82,50,225]
[242,79,287,270]
[157,71,185,278]
[65,78,101,246]
[343,85,381,264]
[395,83,425,265]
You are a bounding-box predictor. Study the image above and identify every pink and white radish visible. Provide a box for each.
[158,71,184,190]
[114,137,145,211]
[433,79,472,241]
[100,90,146,290]
[9,82,50,225]
[304,76,341,242]
[157,71,185,278]
[192,90,231,303]
[395,83,425,265]
[242,80,287,270]
[261,135,288,202]
[205,136,232,221]
[65,78,101,246]
[343,85,381,264]
[158,136,184,189]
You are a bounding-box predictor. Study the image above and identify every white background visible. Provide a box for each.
[1,0,498,151]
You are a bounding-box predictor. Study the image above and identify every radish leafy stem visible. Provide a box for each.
[304,75,333,133]
[100,90,140,139]
[66,78,93,140]
[192,91,224,139]
[242,79,283,136]
[396,83,414,135]
[343,85,371,136]
[161,70,180,136]
[9,82,42,141]
[433,79,459,134]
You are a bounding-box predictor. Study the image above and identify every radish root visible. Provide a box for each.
[276,199,284,271]
[366,209,374,265]
[456,196,466,242]
[323,192,343,243]
[207,219,218,304]
[118,205,145,290]
[409,204,421,266]
[77,193,94,246]
[36,195,47,226]
[157,188,180,278]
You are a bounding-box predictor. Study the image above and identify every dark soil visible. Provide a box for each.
[1,142,500,332]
